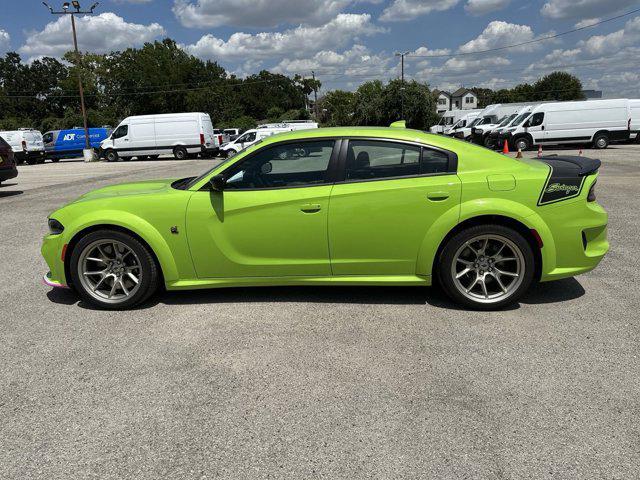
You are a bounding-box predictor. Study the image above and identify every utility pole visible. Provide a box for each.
[43,1,99,161]
[311,70,319,120]
[395,51,410,120]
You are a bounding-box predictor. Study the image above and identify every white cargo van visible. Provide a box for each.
[445,112,481,139]
[257,120,318,130]
[630,99,640,142]
[430,109,482,134]
[0,129,45,165]
[220,127,297,156]
[99,112,220,162]
[470,103,545,146]
[486,105,540,149]
[502,99,631,150]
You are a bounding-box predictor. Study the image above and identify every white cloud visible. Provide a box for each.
[380,0,460,22]
[580,16,640,55]
[465,0,510,15]
[458,21,552,54]
[173,0,377,28]
[0,30,9,51]
[275,44,394,79]
[574,18,600,28]
[19,12,164,60]
[541,0,638,19]
[184,14,384,62]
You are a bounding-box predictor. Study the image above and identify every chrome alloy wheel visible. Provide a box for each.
[77,240,142,304]
[451,234,525,304]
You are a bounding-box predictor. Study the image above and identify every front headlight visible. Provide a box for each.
[506,127,517,132]
[48,218,65,235]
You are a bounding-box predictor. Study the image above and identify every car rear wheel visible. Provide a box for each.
[438,225,535,310]
[173,146,188,160]
[69,230,160,310]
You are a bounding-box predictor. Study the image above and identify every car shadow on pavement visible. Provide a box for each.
[0,189,23,198]
[46,277,586,311]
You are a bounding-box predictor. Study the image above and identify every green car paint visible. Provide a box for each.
[42,126,608,297]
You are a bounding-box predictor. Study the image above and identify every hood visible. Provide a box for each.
[72,178,177,203]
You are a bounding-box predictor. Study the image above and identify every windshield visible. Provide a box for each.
[498,114,517,127]
[512,112,532,127]
[469,118,482,128]
[182,139,264,190]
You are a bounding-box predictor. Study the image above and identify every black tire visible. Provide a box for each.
[68,229,160,310]
[437,224,535,310]
[173,146,188,160]
[137,155,149,161]
[483,134,494,148]
[593,133,609,149]
[513,136,531,151]
[105,149,119,162]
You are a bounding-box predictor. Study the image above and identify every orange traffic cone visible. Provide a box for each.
[537,145,543,158]
[503,140,510,155]
[516,148,523,158]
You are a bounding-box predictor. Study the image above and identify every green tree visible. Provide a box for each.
[317,90,356,126]
[533,71,584,101]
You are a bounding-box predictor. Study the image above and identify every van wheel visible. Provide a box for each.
[593,133,609,149]
[69,229,160,310]
[173,146,188,160]
[437,224,535,310]
[105,150,119,162]
[514,136,531,151]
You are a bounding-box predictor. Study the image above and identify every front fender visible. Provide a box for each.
[56,210,180,284]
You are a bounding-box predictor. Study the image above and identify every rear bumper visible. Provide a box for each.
[201,145,220,156]
[15,150,46,161]
[539,199,609,282]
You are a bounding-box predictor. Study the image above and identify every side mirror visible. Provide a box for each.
[210,174,226,191]
[523,121,530,128]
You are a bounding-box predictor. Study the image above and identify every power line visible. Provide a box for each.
[406,8,640,59]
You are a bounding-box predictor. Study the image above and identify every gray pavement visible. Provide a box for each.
[0,146,639,479]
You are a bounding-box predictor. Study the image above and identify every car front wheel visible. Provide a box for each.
[438,225,535,310]
[69,230,160,309]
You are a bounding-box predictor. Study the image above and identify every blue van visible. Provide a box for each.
[43,127,111,161]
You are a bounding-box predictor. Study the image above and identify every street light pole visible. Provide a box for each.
[395,51,410,120]
[43,2,99,160]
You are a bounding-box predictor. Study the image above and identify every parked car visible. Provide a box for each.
[0,129,45,165]
[43,127,112,162]
[220,124,318,156]
[257,120,319,130]
[99,112,220,162]
[42,125,608,311]
[502,99,631,150]
[0,135,18,185]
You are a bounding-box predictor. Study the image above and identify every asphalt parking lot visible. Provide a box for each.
[1,145,639,479]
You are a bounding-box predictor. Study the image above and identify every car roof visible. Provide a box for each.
[258,126,469,151]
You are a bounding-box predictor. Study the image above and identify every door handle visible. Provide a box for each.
[427,191,450,201]
[300,203,321,213]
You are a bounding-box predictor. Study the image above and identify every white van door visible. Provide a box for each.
[524,111,545,144]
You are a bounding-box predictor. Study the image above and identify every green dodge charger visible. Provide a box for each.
[42,125,609,310]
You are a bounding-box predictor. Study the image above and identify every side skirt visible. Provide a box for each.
[166,275,431,290]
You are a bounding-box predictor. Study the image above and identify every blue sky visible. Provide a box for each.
[1,0,639,96]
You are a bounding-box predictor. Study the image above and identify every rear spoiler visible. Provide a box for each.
[539,155,601,176]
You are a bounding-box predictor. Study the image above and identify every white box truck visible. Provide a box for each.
[99,112,221,162]
[501,99,631,150]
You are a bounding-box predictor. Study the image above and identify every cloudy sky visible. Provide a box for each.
[1,0,640,96]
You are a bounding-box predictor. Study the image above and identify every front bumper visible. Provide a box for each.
[43,272,68,289]
[0,165,18,182]
[41,233,67,288]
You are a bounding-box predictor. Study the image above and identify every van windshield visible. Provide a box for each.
[469,118,482,128]
[512,112,531,126]
[497,114,517,127]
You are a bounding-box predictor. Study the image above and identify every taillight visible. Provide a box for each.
[218,135,223,144]
[200,133,205,145]
[629,119,632,131]
[587,180,597,202]
[21,140,26,151]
